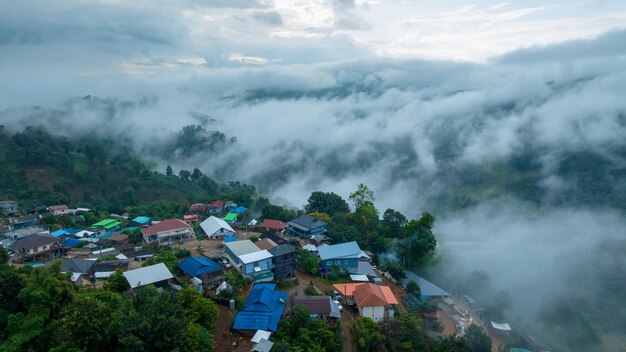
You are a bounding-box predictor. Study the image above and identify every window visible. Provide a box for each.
[345,260,348,265]
[335,260,340,265]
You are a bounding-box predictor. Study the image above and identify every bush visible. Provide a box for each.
[304,285,320,296]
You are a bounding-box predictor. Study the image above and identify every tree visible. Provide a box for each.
[308,212,331,224]
[177,287,218,331]
[380,209,407,238]
[105,269,130,292]
[178,169,191,180]
[405,280,421,297]
[297,251,321,275]
[191,168,203,181]
[400,212,437,269]
[379,313,427,351]
[166,165,173,176]
[350,317,384,352]
[464,324,492,352]
[0,246,9,264]
[305,191,350,216]
[381,262,406,282]
[349,183,375,210]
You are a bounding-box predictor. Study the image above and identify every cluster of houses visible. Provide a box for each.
[2,200,415,352]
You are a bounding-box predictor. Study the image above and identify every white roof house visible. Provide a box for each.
[200,216,235,239]
[225,240,262,257]
[123,263,174,288]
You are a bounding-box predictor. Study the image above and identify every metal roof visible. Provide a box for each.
[318,241,364,261]
[403,271,449,297]
[200,216,235,236]
[268,244,295,257]
[91,219,117,227]
[288,215,327,229]
[233,283,287,331]
[123,263,173,288]
[225,240,261,257]
[239,250,273,264]
[178,256,223,277]
[132,216,151,224]
[223,213,238,222]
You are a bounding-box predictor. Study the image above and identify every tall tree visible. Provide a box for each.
[350,317,384,352]
[166,165,173,176]
[349,183,375,210]
[305,191,350,216]
[464,324,492,352]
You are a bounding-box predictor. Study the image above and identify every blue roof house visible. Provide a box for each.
[233,283,287,331]
[178,257,225,287]
[318,241,370,273]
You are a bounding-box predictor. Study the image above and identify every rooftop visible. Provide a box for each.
[178,256,223,277]
[333,283,398,306]
[239,250,273,264]
[268,244,296,257]
[225,240,261,257]
[259,219,287,230]
[288,214,327,230]
[91,219,118,227]
[11,233,60,251]
[141,219,190,237]
[318,241,368,261]
[132,216,151,224]
[200,216,235,236]
[123,263,173,288]
[233,283,287,331]
[255,238,278,250]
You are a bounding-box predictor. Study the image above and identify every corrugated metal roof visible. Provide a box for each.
[132,216,151,224]
[200,216,235,237]
[233,283,287,331]
[91,219,117,227]
[403,271,449,297]
[123,263,173,288]
[223,213,238,222]
[318,241,363,261]
[225,240,261,257]
[178,256,222,277]
[239,250,272,264]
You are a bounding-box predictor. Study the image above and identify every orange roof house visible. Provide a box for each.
[334,283,398,322]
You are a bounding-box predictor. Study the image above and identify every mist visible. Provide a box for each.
[2,23,626,349]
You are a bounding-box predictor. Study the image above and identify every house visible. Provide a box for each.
[123,262,173,289]
[251,339,274,352]
[141,219,193,245]
[293,296,341,319]
[0,201,18,216]
[287,215,327,238]
[178,256,225,288]
[233,283,287,331]
[259,219,287,233]
[183,214,199,225]
[333,283,398,322]
[90,247,118,258]
[103,232,130,249]
[9,215,40,230]
[268,244,296,280]
[224,240,273,281]
[49,205,71,216]
[61,258,95,283]
[208,200,225,213]
[50,229,71,238]
[3,226,46,240]
[199,216,235,239]
[311,234,331,245]
[10,233,63,262]
[223,213,238,223]
[402,272,450,299]
[89,219,122,237]
[318,241,370,273]
[256,238,278,251]
[189,203,209,215]
[260,231,287,245]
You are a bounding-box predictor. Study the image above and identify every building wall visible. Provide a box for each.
[208,228,235,239]
[242,258,273,278]
[322,258,358,271]
[359,306,385,322]
[273,253,296,279]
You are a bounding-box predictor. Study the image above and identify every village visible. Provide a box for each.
[0,199,524,352]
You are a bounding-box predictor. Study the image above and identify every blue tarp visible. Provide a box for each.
[64,228,81,234]
[233,283,287,331]
[51,230,69,237]
[63,239,82,248]
[228,206,248,214]
[223,235,236,243]
[178,257,222,277]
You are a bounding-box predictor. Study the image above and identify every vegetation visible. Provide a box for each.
[273,306,342,352]
[0,251,218,352]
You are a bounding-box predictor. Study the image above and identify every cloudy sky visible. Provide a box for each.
[1,0,626,75]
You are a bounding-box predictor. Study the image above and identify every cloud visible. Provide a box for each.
[252,11,284,25]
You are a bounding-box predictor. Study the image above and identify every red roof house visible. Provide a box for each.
[259,219,288,231]
[141,219,193,245]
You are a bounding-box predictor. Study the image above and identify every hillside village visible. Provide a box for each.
[0,192,535,352]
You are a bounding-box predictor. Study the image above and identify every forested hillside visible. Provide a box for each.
[0,125,220,212]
